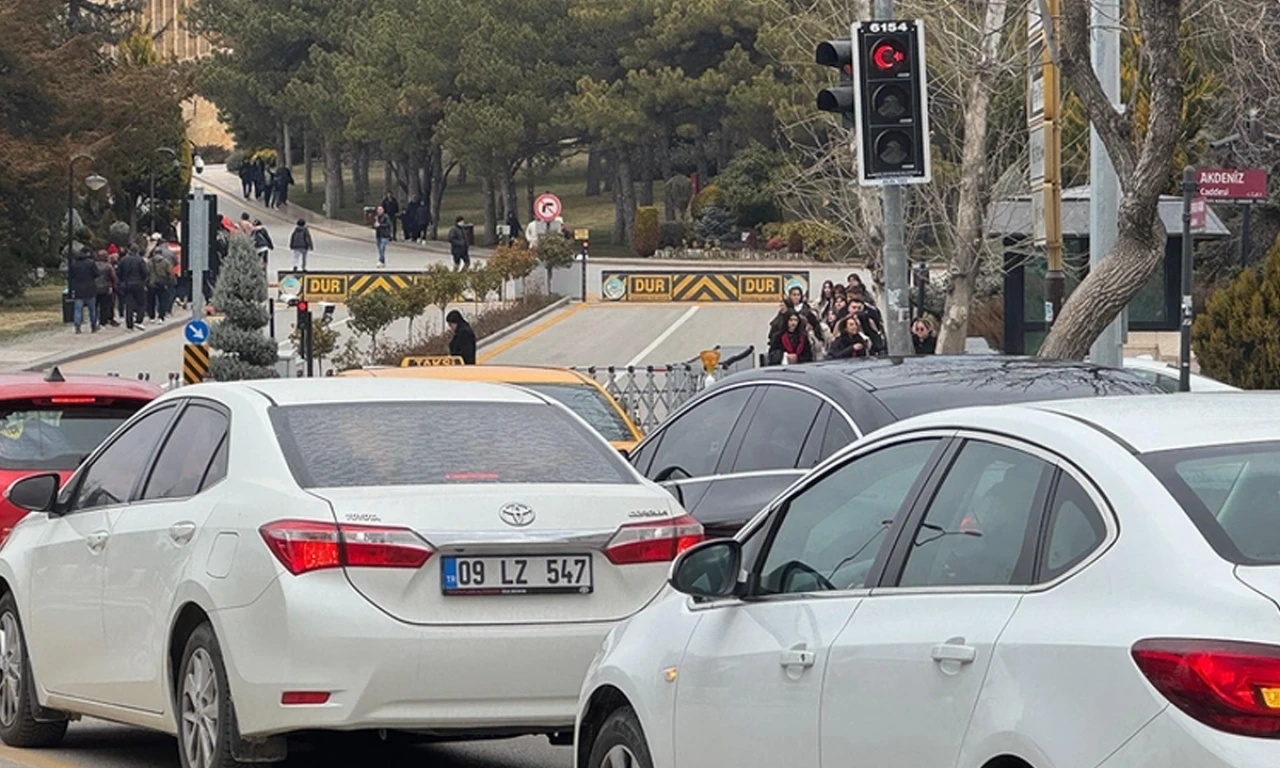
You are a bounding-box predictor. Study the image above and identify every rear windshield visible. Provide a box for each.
[1142,441,1280,565]
[270,401,636,488]
[518,383,635,442]
[0,401,145,470]
[875,372,1163,421]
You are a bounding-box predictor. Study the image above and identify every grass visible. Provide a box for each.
[0,283,65,343]
[287,153,636,258]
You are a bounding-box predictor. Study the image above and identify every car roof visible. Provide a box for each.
[1123,357,1239,390]
[338,364,593,385]
[176,377,547,406]
[0,369,162,401]
[895,393,1280,454]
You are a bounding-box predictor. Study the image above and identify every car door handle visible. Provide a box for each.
[931,643,977,664]
[780,648,816,669]
[169,522,197,545]
[86,531,108,553]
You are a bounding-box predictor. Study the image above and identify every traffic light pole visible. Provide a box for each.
[873,0,913,357]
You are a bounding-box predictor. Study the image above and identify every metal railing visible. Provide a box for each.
[573,345,755,433]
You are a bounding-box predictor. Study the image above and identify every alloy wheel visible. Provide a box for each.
[603,744,639,768]
[181,648,219,768]
[0,612,22,728]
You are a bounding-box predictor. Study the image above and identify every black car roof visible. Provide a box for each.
[710,355,1165,431]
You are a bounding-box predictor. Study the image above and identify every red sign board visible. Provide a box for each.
[1195,168,1268,201]
[1190,196,1206,231]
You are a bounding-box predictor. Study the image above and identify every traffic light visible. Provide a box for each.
[853,20,931,185]
[815,39,854,129]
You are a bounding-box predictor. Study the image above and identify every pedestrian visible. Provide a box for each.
[447,216,470,270]
[381,191,400,241]
[146,234,176,321]
[770,312,814,365]
[373,206,391,267]
[289,219,313,271]
[252,219,274,271]
[505,210,521,245]
[912,316,938,355]
[446,309,477,365]
[402,197,419,242]
[68,248,99,334]
[414,197,431,242]
[93,249,117,328]
[826,314,871,359]
[275,165,294,206]
[238,162,253,198]
[117,245,149,330]
[238,212,254,235]
[252,157,266,200]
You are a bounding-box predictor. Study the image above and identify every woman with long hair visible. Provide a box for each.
[772,312,814,365]
[826,314,871,359]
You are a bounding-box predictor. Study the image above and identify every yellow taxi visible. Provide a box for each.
[337,364,643,453]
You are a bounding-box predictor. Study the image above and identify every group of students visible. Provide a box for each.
[766,273,939,365]
[67,233,185,333]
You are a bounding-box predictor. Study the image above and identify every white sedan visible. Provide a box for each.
[575,393,1280,768]
[0,378,701,768]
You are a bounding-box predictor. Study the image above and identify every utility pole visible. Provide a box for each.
[874,0,912,357]
[1030,0,1065,330]
[1088,0,1123,367]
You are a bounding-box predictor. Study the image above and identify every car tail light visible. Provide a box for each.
[46,396,100,405]
[259,520,434,575]
[1132,638,1280,737]
[604,514,704,565]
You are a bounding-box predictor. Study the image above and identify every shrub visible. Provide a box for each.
[663,175,693,220]
[108,221,131,249]
[197,145,231,165]
[1193,232,1280,388]
[762,220,848,262]
[347,288,398,348]
[534,235,576,288]
[717,144,785,227]
[634,206,660,257]
[694,206,735,244]
[689,184,724,218]
[420,262,469,329]
[225,149,247,173]
[392,279,430,338]
[249,147,278,166]
[787,230,805,254]
[488,244,537,298]
[765,236,785,252]
[468,263,505,307]
[658,221,689,249]
[372,293,561,365]
[208,233,276,381]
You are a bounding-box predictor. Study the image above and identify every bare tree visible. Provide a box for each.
[1036,0,1185,359]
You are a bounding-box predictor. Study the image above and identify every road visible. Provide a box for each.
[0,720,569,768]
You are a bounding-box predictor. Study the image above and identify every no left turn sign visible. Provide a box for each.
[534,193,562,223]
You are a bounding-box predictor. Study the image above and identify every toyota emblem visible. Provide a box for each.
[499,503,535,527]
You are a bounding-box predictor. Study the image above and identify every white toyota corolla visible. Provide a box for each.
[0,378,701,768]
[576,393,1280,768]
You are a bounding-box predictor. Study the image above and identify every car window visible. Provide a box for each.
[140,404,230,501]
[647,387,753,480]
[820,413,857,461]
[0,400,149,471]
[756,439,941,595]
[271,401,634,487]
[202,433,228,491]
[518,383,635,442]
[797,408,833,470]
[731,386,824,473]
[897,440,1053,588]
[70,405,176,511]
[1127,367,1181,393]
[1041,472,1107,580]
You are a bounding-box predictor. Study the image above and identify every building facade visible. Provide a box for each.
[141,0,233,149]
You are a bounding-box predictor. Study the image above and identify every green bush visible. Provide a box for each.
[664,175,693,220]
[658,221,689,249]
[198,145,231,165]
[695,206,735,244]
[787,230,804,254]
[226,149,246,173]
[347,288,398,347]
[1193,232,1280,388]
[762,220,848,262]
[534,236,575,289]
[717,144,784,227]
[371,293,561,365]
[690,184,724,218]
[634,206,660,257]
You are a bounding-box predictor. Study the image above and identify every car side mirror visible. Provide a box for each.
[5,473,61,513]
[617,447,630,460]
[669,539,742,599]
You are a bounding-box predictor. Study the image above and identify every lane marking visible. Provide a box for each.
[626,306,700,368]
[477,303,587,364]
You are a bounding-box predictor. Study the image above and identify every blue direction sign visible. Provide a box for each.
[184,319,210,345]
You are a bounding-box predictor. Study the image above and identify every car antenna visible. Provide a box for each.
[43,366,65,383]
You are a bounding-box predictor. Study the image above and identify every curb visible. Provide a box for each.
[477,296,574,351]
[20,318,186,373]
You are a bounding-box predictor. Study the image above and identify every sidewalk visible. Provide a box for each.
[198,165,493,260]
[0,314,186,373]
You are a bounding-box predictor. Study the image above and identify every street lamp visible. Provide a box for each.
[151,146,180,234]
[66,153,106,320]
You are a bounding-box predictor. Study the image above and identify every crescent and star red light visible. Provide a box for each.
[872,40,907,72]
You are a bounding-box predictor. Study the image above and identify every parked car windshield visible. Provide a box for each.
[1142,441,1280,565]
[0,401,144,470]
[517,383,635,442]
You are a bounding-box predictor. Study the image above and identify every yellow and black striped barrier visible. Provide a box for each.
[601,271,810,303]
[277,271,422,303]
[183,344,210,385]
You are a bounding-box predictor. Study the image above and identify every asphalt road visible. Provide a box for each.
[0,720,571,768]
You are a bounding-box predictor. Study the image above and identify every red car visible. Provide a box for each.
[0,368,161,541]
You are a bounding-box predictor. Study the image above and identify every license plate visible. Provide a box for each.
[441,555,594,595]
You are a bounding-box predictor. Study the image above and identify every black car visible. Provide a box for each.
[627,355,1167,537]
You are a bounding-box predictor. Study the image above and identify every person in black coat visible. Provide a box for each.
[446,309,477,364]
[68,248,100,333]
[116,246,150,330]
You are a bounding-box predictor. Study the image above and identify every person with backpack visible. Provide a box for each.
[289,219,313,271]
[146,234,176,322]
[252,219,274,271]
[93,250,117,327]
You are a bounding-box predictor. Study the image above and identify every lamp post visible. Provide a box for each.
[151,147,179,235]
[66,153,107,320]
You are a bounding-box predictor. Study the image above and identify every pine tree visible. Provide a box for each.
[1192,233,1280,389]
[207,233,277,381]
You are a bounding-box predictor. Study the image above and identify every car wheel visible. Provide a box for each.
[0,593,68,748]
[177,622,243,768]
[587,707,653,768]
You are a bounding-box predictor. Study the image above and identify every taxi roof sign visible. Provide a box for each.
[400,356,466,367]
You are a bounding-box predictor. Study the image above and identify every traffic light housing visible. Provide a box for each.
[816,39,855,129]
[853,20,931,186]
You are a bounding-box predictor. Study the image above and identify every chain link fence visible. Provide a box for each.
[573,345,756,433]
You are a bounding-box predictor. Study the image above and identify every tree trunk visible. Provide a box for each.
[482,175,498,245]
[322,135,340,219]
[602,154,613,193]
[407,150,423,199]
[639,142,655,207]
[937,0,1009,354]
[282,122,293,169]
[612,151,637,247]
[457,165,467,185]
[694,133,710,185]
[657,138,673,179]
[526,162,536,221]
[352,145,367,204]
[336,149,346,210]
[430,145,447,240]
[303,128,314,194]
[384,161,394,194]
[585,150,602,197]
